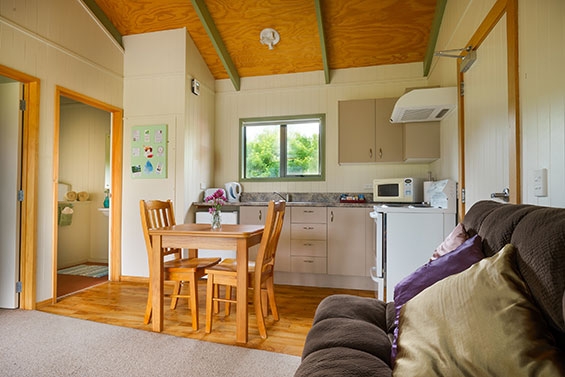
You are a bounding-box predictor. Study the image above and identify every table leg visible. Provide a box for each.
[151,234,164,332]
[235,238,249,343]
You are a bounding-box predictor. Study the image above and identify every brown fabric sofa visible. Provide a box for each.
[294,201,565,376]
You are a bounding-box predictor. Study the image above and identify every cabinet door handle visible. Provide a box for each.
[303,226,314,230]
[330,211,334,222]
[259,210,262,221]
[303,259,314,263]
[379,148,383,159]
[303,210,314,213]
[303,243,313,247]
[369,148,373,158]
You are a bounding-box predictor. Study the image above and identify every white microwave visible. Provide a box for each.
[373,177,424,203]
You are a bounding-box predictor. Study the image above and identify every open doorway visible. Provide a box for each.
[52,87,123,303]
[56,95,111,297]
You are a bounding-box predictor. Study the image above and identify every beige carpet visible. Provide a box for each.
[0,309,301,377]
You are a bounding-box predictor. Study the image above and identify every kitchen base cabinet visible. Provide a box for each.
[239,206,291,272]
[238,204,377,291]
[327,207,367,276]
[290,257,327,274]
[290,207,327,274]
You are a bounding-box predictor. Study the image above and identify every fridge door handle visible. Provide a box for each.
[370,266,378,281]
[375,212,385,279]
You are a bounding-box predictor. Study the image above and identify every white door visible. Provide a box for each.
[0,81,22,308]
[464,16,509,209]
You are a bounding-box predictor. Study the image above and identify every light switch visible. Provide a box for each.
[533,168,547,197]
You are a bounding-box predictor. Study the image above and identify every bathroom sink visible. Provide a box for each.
[98,208,109,217]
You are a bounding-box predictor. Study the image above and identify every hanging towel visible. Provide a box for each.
[58,203,74,226]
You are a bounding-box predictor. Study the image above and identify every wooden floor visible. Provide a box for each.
[57,262,109,297]
[57,274,108,297]
[38,281,374,356]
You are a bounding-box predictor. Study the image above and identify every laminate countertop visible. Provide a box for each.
[192,201,376,208]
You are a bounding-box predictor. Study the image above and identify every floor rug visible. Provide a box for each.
[57,264,108,278]
[0,309,301,377]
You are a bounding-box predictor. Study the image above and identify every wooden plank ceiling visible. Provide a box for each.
[92,0,440,85]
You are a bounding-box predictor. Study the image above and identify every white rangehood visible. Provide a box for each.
[390,87,457,123]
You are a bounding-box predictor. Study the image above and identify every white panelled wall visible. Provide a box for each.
[214,65,433,194]
[0,0,123,302]
[121,28,216,277]
[58,102,110,268]
[519,0,565,206]
[1,0,565,303]
[428,0,565,207]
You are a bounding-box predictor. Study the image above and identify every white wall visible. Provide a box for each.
[58,102,110,267]
[0,0,123,302]
[214,64,433,195]
[428,0,565,207]
[3,0,565,300]
[122,28,215,277]
[519,0,565,206]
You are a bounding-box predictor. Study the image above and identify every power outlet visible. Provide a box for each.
[533,168,547,197]
[363,183,373,190]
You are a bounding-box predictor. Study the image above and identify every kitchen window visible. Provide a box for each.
[240,114,325,181]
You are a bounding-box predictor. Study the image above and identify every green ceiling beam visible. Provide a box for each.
[314,0,330,84]
[82,0,123,48]
[191,0,241,91]
[423,0,448,77]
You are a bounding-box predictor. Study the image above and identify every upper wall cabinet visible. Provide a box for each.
[339,98,440,164]
[403,122,440,163]
[338,98,403,163]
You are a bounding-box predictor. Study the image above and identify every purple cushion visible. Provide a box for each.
[390,234,484,363]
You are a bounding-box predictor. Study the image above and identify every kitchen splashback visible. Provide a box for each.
[241,192,374,203]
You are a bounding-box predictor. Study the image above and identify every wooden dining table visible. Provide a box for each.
[148,223,264,343]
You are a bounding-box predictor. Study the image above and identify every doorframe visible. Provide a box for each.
[52,86,123,303]
[457,0,520,220]
[0,64,40,310]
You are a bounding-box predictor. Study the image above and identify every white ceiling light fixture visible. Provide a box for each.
[260,28,280,50]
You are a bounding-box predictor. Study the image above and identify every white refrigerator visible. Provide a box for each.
[370,206,455,302]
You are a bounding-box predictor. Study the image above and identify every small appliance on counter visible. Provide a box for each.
[373,177,423,203]
[424,179,457,211]
[224,182,242,202]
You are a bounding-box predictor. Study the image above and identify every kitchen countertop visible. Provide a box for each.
[194,191,378,209]
[193,201,376,208]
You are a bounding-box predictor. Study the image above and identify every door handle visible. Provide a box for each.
[491,187,510,202]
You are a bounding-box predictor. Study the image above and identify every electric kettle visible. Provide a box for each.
[224,182,242,202]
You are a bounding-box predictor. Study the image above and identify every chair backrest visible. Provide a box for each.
[139,200,181,264]
[254,200,286,284]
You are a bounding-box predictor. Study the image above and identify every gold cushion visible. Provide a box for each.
[393,244,565,376]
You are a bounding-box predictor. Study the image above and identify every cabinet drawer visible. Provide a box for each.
[291,207,326,223]
[291,223,327,240]
[290,240,326,257]
[291,256,327,274]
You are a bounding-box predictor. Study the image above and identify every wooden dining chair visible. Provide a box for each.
[140,199,220,330]
[204,200,286,339]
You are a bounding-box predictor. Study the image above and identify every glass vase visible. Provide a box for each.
[211,210,222,230]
